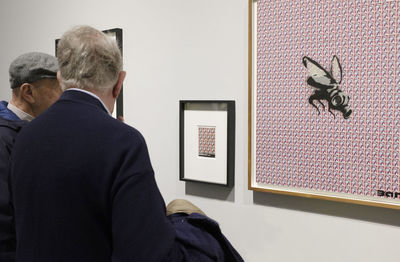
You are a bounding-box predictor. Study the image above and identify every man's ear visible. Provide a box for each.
[20,83,35,104]
[112,71,126,99]
[57,71,62,86]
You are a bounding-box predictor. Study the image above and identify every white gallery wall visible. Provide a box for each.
[1,0,399,261]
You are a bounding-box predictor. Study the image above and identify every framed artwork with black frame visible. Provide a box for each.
[180,100,235,187]
[55,28,124,118]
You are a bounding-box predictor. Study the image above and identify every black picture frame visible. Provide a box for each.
[55,28,124,118]
[179,100,235,187]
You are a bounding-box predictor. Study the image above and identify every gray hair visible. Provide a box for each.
[57,26,122,92]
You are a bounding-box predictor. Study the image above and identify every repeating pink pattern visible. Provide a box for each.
[198,127,216,157]
[256,0,400,198]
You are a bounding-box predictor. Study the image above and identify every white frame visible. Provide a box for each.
[184,110,227,184]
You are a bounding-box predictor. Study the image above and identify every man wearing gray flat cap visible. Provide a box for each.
[0,52,62,262]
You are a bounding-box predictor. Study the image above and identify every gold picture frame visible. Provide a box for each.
[248,0,400,210]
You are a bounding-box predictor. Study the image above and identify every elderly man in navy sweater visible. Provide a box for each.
[10,26,242,261]
[0,52,61,262]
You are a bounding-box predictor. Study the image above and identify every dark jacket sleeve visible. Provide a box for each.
[110,133,183,262]
[0,135,16,262]
[168,213,244,262]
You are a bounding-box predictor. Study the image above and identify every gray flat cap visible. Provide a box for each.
[9,52,58,89]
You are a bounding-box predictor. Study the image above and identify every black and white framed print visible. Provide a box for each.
[179,100,235,187]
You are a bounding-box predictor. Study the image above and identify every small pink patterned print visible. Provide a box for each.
[198,126,216,158]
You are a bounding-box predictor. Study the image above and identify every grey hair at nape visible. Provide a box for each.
[57,25,122,92]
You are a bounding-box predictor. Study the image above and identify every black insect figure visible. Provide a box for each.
[302,56,352,119]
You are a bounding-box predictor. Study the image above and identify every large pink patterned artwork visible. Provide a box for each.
[251,0,400,208]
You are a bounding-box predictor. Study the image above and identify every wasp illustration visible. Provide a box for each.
[302,56,352,119]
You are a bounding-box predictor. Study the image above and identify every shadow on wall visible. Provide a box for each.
[254,191,400,227]
[185,182,235,202]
